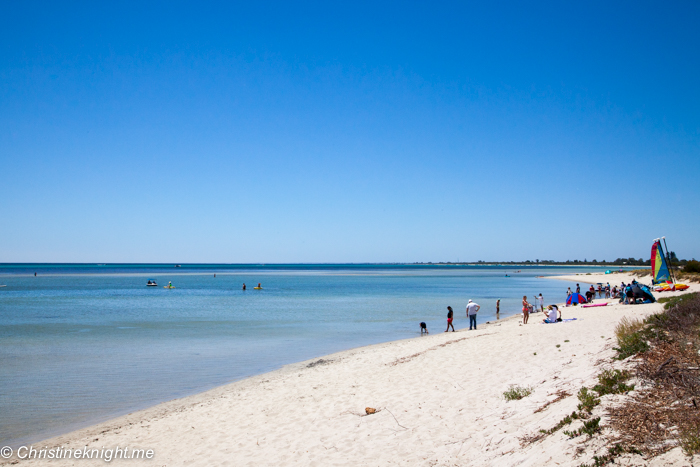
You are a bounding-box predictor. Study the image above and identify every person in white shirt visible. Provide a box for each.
[466,299,480,330]
[543,305,560,323]
[537,293,544,312]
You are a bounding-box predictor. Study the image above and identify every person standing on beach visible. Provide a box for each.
[445,306,455,332]
[576,283,580,294]
[522,295,530,324]
[466,300,480,330]
[496,299,500,320]
[566,287,572,296]
[537,293,544,312]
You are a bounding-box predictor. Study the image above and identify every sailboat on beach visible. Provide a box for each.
[651,238,689,291]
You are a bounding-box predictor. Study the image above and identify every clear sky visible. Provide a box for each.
[1,1,699,263]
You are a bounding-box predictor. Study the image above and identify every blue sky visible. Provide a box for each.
[1,1,698,263]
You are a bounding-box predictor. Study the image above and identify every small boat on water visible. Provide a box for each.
[175,265,182,268]
[146,279,158,287]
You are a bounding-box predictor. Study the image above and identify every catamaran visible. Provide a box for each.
[651,238,689,292]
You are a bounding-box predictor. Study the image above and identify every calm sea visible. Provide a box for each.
[0,263,615,446]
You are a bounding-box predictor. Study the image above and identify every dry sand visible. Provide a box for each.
[4,272,699,466]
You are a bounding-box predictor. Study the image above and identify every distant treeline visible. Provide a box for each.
[421,252,696,267]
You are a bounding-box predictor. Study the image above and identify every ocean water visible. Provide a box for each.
[0,264,614,446]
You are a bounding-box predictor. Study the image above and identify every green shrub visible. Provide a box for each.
[592,369,634,395]
[539,411,579,435]
[503,385,533,401]
[680,428,700,456]
[683,260,700,274]
[577,387,600,413]
[614,331,649,360]
[613,316,654,359]
[615,316,644,340]
[579,444,634,467]
[564,417,601,438]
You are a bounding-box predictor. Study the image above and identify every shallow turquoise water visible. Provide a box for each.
[0,264,610,446]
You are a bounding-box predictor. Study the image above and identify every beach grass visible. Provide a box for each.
[657,291,698,309]
[613,316,650,360]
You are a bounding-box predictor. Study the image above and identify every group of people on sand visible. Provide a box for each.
[519,293,543,324]
[521,293,562,324]
[566,282,615,301]
[564,281,641,304]
[421,291,565,333]
[445,300,482,332]
[420,299,482,335]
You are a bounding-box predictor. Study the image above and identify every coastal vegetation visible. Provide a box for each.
[422,253,696,267]
[575,292,700,464]
[529,371,633,442]
[607,292,700,457]
[529,293,700,465]
[683,260,700,273]
[613,316,650,359]
[503,385,533,401]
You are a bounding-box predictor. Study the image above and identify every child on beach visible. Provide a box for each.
[445,306,455,332]
[522,295,530,324]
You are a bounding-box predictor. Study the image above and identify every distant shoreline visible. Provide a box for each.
[0,263,646,278]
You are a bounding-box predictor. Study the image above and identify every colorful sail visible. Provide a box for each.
[651,240,671,284]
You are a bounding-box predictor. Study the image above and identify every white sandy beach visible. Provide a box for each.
[3,272,699,467]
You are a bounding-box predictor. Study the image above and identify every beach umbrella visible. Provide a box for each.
[566,293,587,305]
